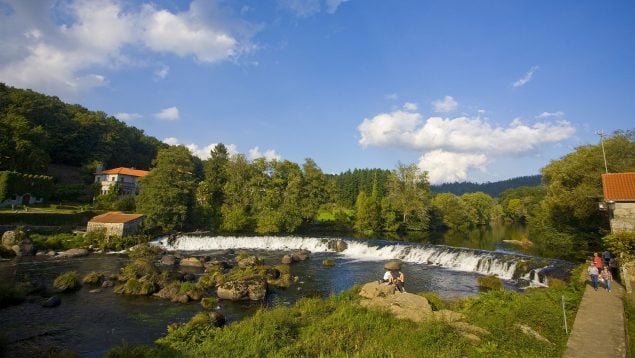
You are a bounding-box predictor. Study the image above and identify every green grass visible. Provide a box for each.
[108,274,585,357]
[30,232,90,250]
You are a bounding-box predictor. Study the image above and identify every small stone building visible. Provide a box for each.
[87,212,144,237]
[602,172,635,293]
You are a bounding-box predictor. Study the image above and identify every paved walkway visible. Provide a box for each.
[564,281,627,358]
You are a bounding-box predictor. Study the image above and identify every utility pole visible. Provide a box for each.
[596,130,608,173]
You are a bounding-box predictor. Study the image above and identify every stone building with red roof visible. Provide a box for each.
[87,212,144,237]
[602,172,635,233]
[94,167,150,196]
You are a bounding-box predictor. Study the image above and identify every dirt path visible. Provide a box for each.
[564,281,627,357]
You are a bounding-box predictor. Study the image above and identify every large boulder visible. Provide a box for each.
[384,260,402,271]
[159,254,176,266]
[291,250,310,262]
[2,230,34,256]
[358,281,432,322]
[327,239,348,252]
[179,257,203,268]
[216,279,267,301]
[237,255,261,268]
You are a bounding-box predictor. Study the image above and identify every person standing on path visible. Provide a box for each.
[600,266,613,293]
[593,252,603,270]
[588,262,599,291]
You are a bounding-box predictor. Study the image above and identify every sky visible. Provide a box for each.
[1,0,634,184]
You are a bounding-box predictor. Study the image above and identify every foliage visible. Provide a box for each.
[127,243,164,260]
[498,186,545,223]
[334,168,391,207]
[0,171,54,202]
[136,146,198,231]
[386,162,431,231]
[537,130,635,247]
[431,192,469,230]
[431,175,542,197]
[29,232,88,250]
[82,271,104,285]
[0,83,166,174]
[460,192,495,226]
[476,275,503,291]
[602,232,635,262]
[53,271,80,291]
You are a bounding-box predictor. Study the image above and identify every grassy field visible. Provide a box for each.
[107,269,585,358]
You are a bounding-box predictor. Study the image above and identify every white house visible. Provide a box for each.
[94,167,149,196]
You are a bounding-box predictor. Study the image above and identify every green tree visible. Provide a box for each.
[431,192,469,230]
[531,130,635,252]
[0,113,49,173]
[136,146,197,231]
[200,143,230,229]
[300,158,330,221]
[460,192,495,226]
[221,154,253,232]
[386,162,430,231]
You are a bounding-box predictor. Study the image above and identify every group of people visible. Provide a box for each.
[381,270,406,293]
[587,251,616,293]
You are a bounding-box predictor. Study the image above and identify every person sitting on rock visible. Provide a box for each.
[395,271,406,293]
[380,270,394,285]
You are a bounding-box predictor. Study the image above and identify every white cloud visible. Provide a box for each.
[162,137,179,145]
[418,150,488,184]
[279,0,321,17]
[248,146,281,161]
[325,0,349,14]
[432,96,458,113]
[0,0,257,97]
[154,64,169,79]
[115,112,142,121]
[358,110,574,154]
[513,66,539,88]
[162,137,239,159]
[155,106,180,120]
[403,102,418,111]
[536,111,564,118]
[358,106,575,183]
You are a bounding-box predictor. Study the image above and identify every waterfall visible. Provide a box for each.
[153,235,563,283]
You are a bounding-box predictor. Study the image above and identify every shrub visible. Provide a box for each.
[548,278,567,289]
[417,292,445,311]
[113,276,156,296]
[322,259,335,267]
[82,272,104,285]
[53,271,81,292]
[201,297,217,310]
[128,243,163,260]
[477,275,502,291]
[119,258,158,281]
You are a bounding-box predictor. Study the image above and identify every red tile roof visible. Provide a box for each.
[89,212,144,224]
[602,172,635,201]
[96,167,149,177]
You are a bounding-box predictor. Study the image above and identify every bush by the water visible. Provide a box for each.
[0,282,26,307]
[322,258,335,267]
[53,271,81,292]
[30,232,90,250]
[477,275,502,290]
[82,272,104,285]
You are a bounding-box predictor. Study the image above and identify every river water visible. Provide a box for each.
[0,225,571,357]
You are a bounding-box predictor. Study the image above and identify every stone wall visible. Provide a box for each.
[611,202,635,233]
[87,222,125,237]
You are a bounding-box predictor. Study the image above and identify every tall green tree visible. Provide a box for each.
[221,154,253,232]
[301,158,330,221]
[199,143,230,229]
[386,162,430,231]
[0,113,49,173]
[460,192,495,226]
[136,146,197,231]
[431,192,469,230]
[531,130,635,251]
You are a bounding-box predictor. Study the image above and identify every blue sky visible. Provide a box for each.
[1,0,634,183]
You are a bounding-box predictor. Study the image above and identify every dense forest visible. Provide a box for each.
[431,175,541,197]
[0,83,166,179]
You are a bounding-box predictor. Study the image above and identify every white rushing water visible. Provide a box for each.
[154,235,552,285]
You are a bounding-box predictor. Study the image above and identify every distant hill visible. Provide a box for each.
[0,83,166,179]
[431,175,542,198]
